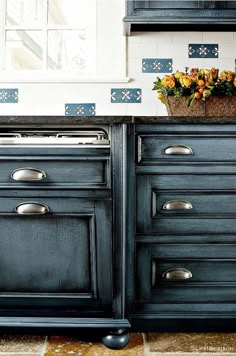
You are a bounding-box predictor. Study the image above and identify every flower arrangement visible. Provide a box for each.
[153,68,236,107]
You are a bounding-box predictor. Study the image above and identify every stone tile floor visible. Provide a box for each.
[0,333,236,355]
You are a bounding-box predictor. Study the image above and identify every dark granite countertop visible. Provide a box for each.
[0,116,132,127]
[0,116,236,126]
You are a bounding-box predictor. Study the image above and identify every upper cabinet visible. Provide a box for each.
[123,1,236,34]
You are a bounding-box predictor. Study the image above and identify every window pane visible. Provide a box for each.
[6,0,44,26]
[48,0,88,27]
[5,30,43,70]
[47,30,87,71]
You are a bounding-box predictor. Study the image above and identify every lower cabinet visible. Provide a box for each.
[6,122,236,343]
[0,196,112,314]
[127,124,236,332]
[0,124,130,350]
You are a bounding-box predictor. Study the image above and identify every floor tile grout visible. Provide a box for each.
[143,333,151,356]
[40,336,48,356]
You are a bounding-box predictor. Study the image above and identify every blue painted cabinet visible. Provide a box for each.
[123,0,236,33]
[4,122,236,340]
[127,124,236,331]
[0,196,112,313]
[0,125,130,348]
[0,144,112,316]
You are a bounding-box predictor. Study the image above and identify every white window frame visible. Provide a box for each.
[0,0,128,83]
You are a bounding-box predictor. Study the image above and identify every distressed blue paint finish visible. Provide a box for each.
[0,140,115,323]
[111,88,142,103]
[188,44,218,58]
[129,123,236,331]
[142,58,172,73]
[65,103,96,116]
[0,89,18,103]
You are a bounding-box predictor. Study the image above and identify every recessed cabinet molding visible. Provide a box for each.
[123,0,236,34]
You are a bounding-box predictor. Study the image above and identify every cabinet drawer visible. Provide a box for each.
[136,243,236,303]
[137,175,236,234]
[137,134,236,164]
[0,157,110,189]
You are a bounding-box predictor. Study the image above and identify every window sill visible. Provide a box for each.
[0,75,130,84]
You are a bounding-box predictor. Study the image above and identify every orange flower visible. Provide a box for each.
[152,67,236,109]
[194,92,201,99]
[200,69,215,85]
[174,71,185,79]
[189,68,198,81]
[198,79,205,87]
[211,68,219,80]
[161,75,176,89]
[179,75,192,88]
[219,70,235,81]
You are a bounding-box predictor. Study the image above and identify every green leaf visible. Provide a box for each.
[160,97,167,105]
[187,93,195,107]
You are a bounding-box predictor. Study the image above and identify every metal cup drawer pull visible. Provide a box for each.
[164,145,193,155]
[16,202,49,215]
[162,200,193,210]
[162,268,192,280]
[11,168,46,181]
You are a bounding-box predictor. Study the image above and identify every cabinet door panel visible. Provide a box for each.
[0,215,95,294]
[0,197,112,311]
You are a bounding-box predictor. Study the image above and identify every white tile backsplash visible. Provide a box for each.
[203,32,234,43]
[219,43,236,58]
[125,31,236,116]
[3,30,236,116]
[139,32,171,45]
[128,41,158,59]
[172,32,203,43]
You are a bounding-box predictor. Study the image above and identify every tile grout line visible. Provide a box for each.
[142,333,151,356]
[40,336,48,356]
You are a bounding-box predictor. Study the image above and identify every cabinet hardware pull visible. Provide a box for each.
[162,268,192,280]
[11,168,46,181]
[164,145,193,155]
[16,202,49,215]
[162,200,193,210]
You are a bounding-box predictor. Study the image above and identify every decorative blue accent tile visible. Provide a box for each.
[111,88,142,103]
[188,44,219,58]
[65,103,96,116]
[0,89,18,103]
[142,58,172,73]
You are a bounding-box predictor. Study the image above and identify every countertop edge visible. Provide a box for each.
[0,116,236,125]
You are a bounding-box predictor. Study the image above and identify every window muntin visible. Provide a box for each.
[1,0,96,75]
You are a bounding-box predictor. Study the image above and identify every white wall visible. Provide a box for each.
[1,6,236,117]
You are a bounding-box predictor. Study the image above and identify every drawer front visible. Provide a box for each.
[0,197,112,309]
[137,175,236,234]
[136,243,236,303]
[136,132,236,164]
[0,157,110,189]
